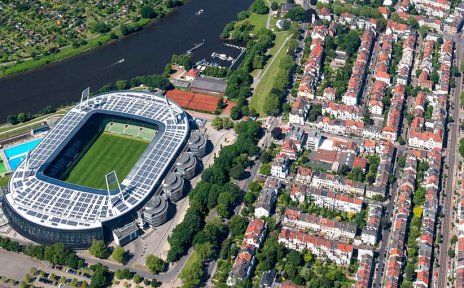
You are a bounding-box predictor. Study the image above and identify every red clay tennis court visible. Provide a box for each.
[166,90,219,113]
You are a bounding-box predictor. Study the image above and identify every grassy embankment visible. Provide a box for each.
[250,31,290,116]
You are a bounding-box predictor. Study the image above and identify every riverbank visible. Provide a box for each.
[0,0,254,122]
[0,2,185,79]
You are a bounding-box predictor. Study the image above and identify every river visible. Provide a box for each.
[0,0,253,122]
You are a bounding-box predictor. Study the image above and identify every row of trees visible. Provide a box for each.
[0,237,83,269]
[88,240,127,264]
[179,219,229,287]
[93,74,172,95]
[202,66,229,78]
[0,237,115,287]
[212,116,234,130]
[114,268,160,287]
[92,1,185,37]
[6,105,55,125]
[167,121,262,263]
[263,54,296,116]
[226,28,276,119]
[459,137,464,158]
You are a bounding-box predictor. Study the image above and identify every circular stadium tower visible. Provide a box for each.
[3,91,189,248]
[162,172,185,202]
[137,195,169,228]
[188,131,207,158]
[175,152,197,180]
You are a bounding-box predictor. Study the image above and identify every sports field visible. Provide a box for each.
[65,132,148,189]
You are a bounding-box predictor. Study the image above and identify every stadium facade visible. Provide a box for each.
[3,91,190,248]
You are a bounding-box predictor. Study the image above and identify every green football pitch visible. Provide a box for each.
[65,132,148,189]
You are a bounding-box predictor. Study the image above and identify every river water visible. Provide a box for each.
[0,0,253,121]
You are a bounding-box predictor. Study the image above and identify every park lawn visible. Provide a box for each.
[268,31,288,57]
[0,161,7,174]
[179,250,202,280]
[250,31,290,116]
[65,132,148,189]
[248,12,268,33]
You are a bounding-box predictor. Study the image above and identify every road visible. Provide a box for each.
[372,147,403,287]
[436,34,463,288]
[265,0,272,30]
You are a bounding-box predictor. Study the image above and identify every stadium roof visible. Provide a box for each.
[6,92,189,230]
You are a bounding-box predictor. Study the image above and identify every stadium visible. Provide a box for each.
[2,91,190,248]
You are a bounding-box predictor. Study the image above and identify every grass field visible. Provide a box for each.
[247,12,268,32]
[65,132,148,189]
[0,162,6,174]
[250,31,291,115]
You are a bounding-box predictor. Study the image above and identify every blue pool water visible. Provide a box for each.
[4,138,42,170]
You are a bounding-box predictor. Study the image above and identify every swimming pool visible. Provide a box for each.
[4,138,42,171]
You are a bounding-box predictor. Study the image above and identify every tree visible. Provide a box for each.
[230,106,242,120]
[146,255,166,274]
[91,22,110,34]
[271,127,282,140]
[141,6,157,19]
[260,163,271,176]
[271,2,279,10]
[307,103,322,122]
[195,242,214,260]
[115,269,132,280]
[115,80,128,90]
[338,30,361,57]
[251,0,269,14]
[338,164,350,176]
[89,240,107,259]
[119,24,130,35]
[347,167,364,182]
[111,246,126,263]
[89,264,108,288]
[133,274,142,284]
[287,250,303,266]
[286,6,307,21]
[223,118,234,129]
[237,11,250,20]
[217,191,239,218]
[229,215,248,237]
[212,117,224,130]
[179,259,203,287]
[398,136,406,145]
[459,138,464,158]
[430,70,439,84]
[17,113,27,123]
[230,163,246,180]
[7,114,18,125]
[448,249,456,258]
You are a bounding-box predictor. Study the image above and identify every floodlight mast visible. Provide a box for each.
[105,172,113,212]
[79,87,90,110]
[164,95,177,123]
[105,171,125,216]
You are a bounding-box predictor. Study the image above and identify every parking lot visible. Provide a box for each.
[0,249,92,287]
